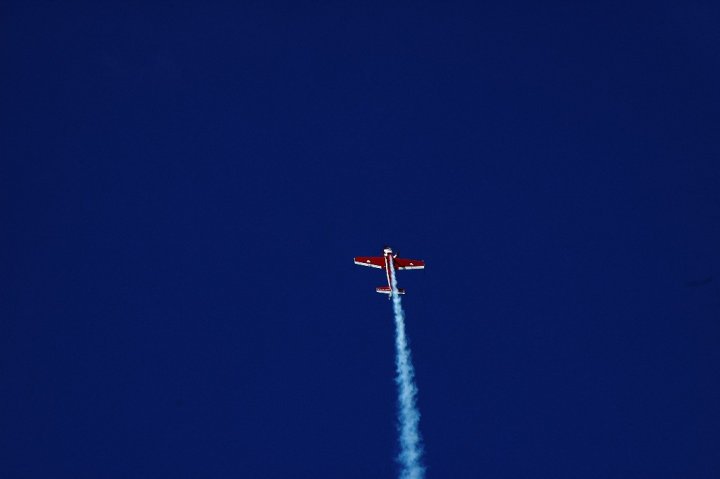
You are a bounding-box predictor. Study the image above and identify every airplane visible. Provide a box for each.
[354,246,425,296]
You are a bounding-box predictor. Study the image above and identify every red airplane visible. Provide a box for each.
[354,246,425,296]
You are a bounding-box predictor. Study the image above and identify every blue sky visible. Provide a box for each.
[2,2,719,477]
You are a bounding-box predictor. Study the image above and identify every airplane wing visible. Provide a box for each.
[394,257,425,270]
[354,256,385,269]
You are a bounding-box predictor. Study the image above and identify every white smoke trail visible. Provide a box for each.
[389,262,425,479]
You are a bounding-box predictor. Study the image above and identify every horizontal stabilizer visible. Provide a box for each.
[376,286,406,295]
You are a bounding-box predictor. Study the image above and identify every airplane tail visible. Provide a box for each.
[376,286,406,295]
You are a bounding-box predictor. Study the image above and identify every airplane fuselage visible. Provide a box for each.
[383,248,397,293]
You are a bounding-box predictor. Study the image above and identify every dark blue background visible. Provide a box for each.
[3,2,719,477]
